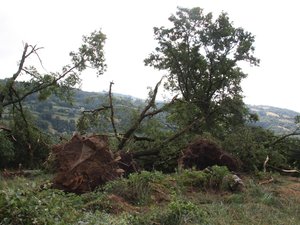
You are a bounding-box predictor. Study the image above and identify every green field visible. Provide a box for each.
[1,169,300,225]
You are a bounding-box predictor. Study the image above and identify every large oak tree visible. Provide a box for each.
[145,7,259,133]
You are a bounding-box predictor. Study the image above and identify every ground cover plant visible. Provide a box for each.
[1,168,300,224]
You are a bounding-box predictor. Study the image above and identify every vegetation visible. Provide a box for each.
[1,6,300,224]
[145,7,259,134]
[1,87,298,135]
[0,30,107,168]
[249,105,300,134]
[1,170,300,224]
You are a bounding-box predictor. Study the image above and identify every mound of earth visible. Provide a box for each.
[179,139,240,171]
[51,134,124,193]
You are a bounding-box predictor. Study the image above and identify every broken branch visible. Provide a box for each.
[259,177,274,185]
[82,105,111,114]
[108,81,120,142]
[117,78,163,150]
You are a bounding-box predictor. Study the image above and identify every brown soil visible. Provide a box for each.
[51,134,123,193]
[178,138,240,171]
[106,194,140,214]
[276,177,300,202]
[115,150,139,176]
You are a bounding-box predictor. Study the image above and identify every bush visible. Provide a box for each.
[176,169,210,190]
[222,126,287,172]
[176,166,231,191]
[0,132,14,167]
[127,199,207,225]
[6,110,52,169]
[0,184,83,224]
[103,171,167,205]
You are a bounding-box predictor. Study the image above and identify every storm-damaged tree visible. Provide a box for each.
[0,30,107,168]
[145,7,260,134]
[77,79,179,151]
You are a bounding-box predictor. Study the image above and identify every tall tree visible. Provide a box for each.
[0,30,106,168]
[145,7,259,132]
[0,30,106,118]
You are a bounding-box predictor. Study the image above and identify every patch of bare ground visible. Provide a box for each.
[106,194,141,214]
[276,177,300,202]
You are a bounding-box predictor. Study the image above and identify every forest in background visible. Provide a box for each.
[15,88,300,135]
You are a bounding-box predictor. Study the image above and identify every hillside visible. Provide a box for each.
[17,90,145,134]
[249,105,300,134]
[2,88,299,135]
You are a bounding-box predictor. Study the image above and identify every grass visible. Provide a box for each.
[1,168,300,224]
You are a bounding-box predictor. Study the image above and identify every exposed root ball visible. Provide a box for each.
[179,139,240,171]
[52,134,122,193]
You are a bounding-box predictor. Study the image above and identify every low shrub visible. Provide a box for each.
[176,166,231,191]
[126,199,207,225]
[222,126,288,172]
[0,187,83,224]
[103,170,168,205]
[0,132,14,168]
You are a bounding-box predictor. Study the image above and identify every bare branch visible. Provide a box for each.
[117,83,179,150]
[108,81,121,142]
[28,44,48,73]
[12,43,29,80]
[0,125,11,132]
[263,155,269,173]
[162,117,202,144]
[258,177,274,185]
[3,64,78,107]
[118,78,163,150]
[144,94,178,118]
[132,117,203,158]
[82,105,111,114]
[0,44,30,109]
[268,128,300,147]
[11,86,29,127]
[132,135,155,142]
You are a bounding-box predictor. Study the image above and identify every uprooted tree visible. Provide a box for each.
[77,79,183,151]
[73,76,241,176]
[51,79,240,193]
[73,7,263,174]
[0,30,107,168]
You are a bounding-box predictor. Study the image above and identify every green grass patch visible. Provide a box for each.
[1,170,300,224]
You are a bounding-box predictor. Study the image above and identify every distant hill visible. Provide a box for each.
[248,105,300,134]
[2,87,299,135]
[1,89,145,134]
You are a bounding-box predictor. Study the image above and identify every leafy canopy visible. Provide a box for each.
[0,29,107,168]
[145,7,259,132]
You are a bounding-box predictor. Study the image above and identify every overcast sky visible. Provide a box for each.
[1,0,299,112]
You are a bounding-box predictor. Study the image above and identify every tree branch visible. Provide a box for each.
[163,117,203,144]
[132,116,203,158]
[268,128,300,147]
[132,135,155,142]
[11,86,29,127]
[82,105,111,114]
[3,64,78,107]
[108,81,121,142]
[118,78,163,150]
[0,43,30,109]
